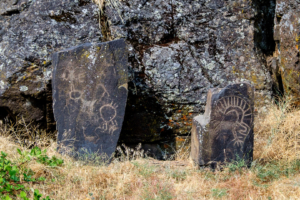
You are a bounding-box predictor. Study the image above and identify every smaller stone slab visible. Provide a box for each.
[191,83,254,167]
[52,39,128,161]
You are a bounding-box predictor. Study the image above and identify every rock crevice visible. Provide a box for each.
[0,0,299,154]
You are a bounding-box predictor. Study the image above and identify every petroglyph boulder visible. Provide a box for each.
[52,39,128,160]
[191,83,254,167]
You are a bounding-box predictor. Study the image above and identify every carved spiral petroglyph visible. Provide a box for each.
[211,96,252,147]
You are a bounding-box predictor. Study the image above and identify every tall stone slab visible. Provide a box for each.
[52,39,128,160]
[191,83,254,167]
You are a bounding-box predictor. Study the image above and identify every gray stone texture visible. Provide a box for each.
[191,83,254,166]
[0,0,299,147]
[52,40,128,158]
[108,0,272,143]
[0,0,102,129]
[270,0,300,102]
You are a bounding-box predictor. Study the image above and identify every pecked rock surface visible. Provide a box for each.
[106,0,273,144]
[0,0,102,129]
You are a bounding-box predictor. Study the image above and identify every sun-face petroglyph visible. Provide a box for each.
[191,83,254,166]
[100,102,118,122]
[211,96,252,147]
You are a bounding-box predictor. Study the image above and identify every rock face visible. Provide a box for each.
[0,0,300,152]
[191,83,254,166]
[52,40,127,158]
[0,0,102,129]
[106,0,272,144]
[270,0,300,103]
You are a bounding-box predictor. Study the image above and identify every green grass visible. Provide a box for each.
[211,188,227,198]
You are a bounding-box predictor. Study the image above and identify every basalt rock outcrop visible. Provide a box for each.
[0,0,300,152]
[106,0,272,144]
[269,0,300,103]
[0,0,102,130]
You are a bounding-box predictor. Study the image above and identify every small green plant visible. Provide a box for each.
[18,146,64,167]
[254,161,300,183]
[256,164,280,182]
[156,186,173,200]
[17,189,51,200]
[211,188,227,198]
[143,182,174,200]
[0,151,26,196]
[203,170,216,181]
[168,170,187,181]
[76,148,110,166]
[0,147,61,199]
[226,155,247,174]
[132,162,157,178]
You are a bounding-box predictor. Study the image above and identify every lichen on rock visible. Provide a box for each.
[1,0,299,151]
[106,0,274,144]
[0,0,102,129]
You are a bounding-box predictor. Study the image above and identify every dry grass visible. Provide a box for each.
[93,0,122,14]
[92,0,123,41]
[254,97,300,163]
[1,98,300,199]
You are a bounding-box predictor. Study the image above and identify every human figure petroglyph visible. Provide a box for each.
[59,65,87,108]
[60,62,118,129]
[95,102,119,135]
[69,85,83,101]
[95,120,118,135]
[211,96,252,147]
[61,61,110,105]
[52,40,128,159]
[61,64,85,83]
